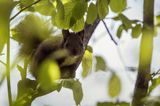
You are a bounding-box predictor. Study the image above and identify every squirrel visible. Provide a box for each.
[30,30,85,79]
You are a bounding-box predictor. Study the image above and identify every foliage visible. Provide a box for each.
[0,0,159,106]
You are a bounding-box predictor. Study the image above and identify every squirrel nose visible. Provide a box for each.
[72,49,78,55]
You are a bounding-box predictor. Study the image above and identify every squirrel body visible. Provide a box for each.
[30,30,84,79]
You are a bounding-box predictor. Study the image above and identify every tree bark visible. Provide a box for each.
[132,0,154,106]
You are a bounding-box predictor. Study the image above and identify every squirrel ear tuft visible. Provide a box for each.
[62,30,70,41]
[78,30,84,42]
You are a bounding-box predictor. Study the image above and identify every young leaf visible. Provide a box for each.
[34,0,55,16]
[108,73,121,98]
[119,14,132,31]
[116,24,124,38]
[132,24,142,38]
[95,56,106,72]
[149,77,160,94]
[86,3,97,24]
[71,18,85,32]
[72,1,87,20]
[52,1,76,29]
[109,0,127,13]
[17,65,25,79]
[0,0,14,53]
[37,59,61,90]
[98,0,109,19]
[56,0,65,19]
[82,47,93,78]
[20,0,34,9]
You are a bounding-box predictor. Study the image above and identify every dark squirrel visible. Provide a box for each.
[30,30,85,79]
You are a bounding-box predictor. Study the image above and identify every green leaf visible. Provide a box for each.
[132,24,142,38]
[38,59,61,90]
[82,48,93,78]
[149,77,160,94]
[118,102,130,106]
[98,0,109,19]
[86,3,97,24]
[97,102,115,106]
[117,24,124,38]
[0,0,14,53]
[108,73,121,98]
[109,0,127,13]
[34,0,55,16]
[62,79,83,105]
[56,0,65,19]
[52,1,76,29]
[72,1,87,20]
[71,18,85,32]
[20,0,34,9]
[17,65,25,79]
[72,80,83,105]
[95,56,106,72]
[156,15,160,26]
[119,14,132,31]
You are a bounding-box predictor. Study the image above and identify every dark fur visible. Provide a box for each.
[30,31,84,79]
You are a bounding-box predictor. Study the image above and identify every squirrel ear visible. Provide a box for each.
[62,30,70,40]
[78,30,84,42]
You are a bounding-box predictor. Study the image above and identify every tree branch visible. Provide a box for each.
[132,0,154,106]
[10,0,42,21]
[102,20,118,45]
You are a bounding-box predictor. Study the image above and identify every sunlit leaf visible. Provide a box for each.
[82,47,93,78]
[52,1,76,29]
[72,0,87,20]
[108,73,121,98]
[98,0,109,19]
[109,0,127,13]
[86,3,97,24]
[149,77,160,94]
[156,15,160,26]
[132,24,142,38]
[0,0,14,53]
[95,56,106,72]
[17,65,25,79]
[56,0,65,19]
[34,0,55,16]
[117,24,124,38]
[71,17,85,32]
[38,59,61,90]
[19,0,34,9]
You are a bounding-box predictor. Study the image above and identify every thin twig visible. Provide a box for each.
[0,60,6,66]
[10,0,42,21]
[151,69,160,78]
[7,26,12,106]
[102,20,118,45]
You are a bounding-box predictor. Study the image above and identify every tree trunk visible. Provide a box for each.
[132,0,154,106]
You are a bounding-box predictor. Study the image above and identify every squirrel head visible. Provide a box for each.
[62,30,84,56]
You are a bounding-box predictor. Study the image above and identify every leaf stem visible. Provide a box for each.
[6,29,12,106]
[0,60,6,66]
[10,0,42,21]
[102,20,118,45]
